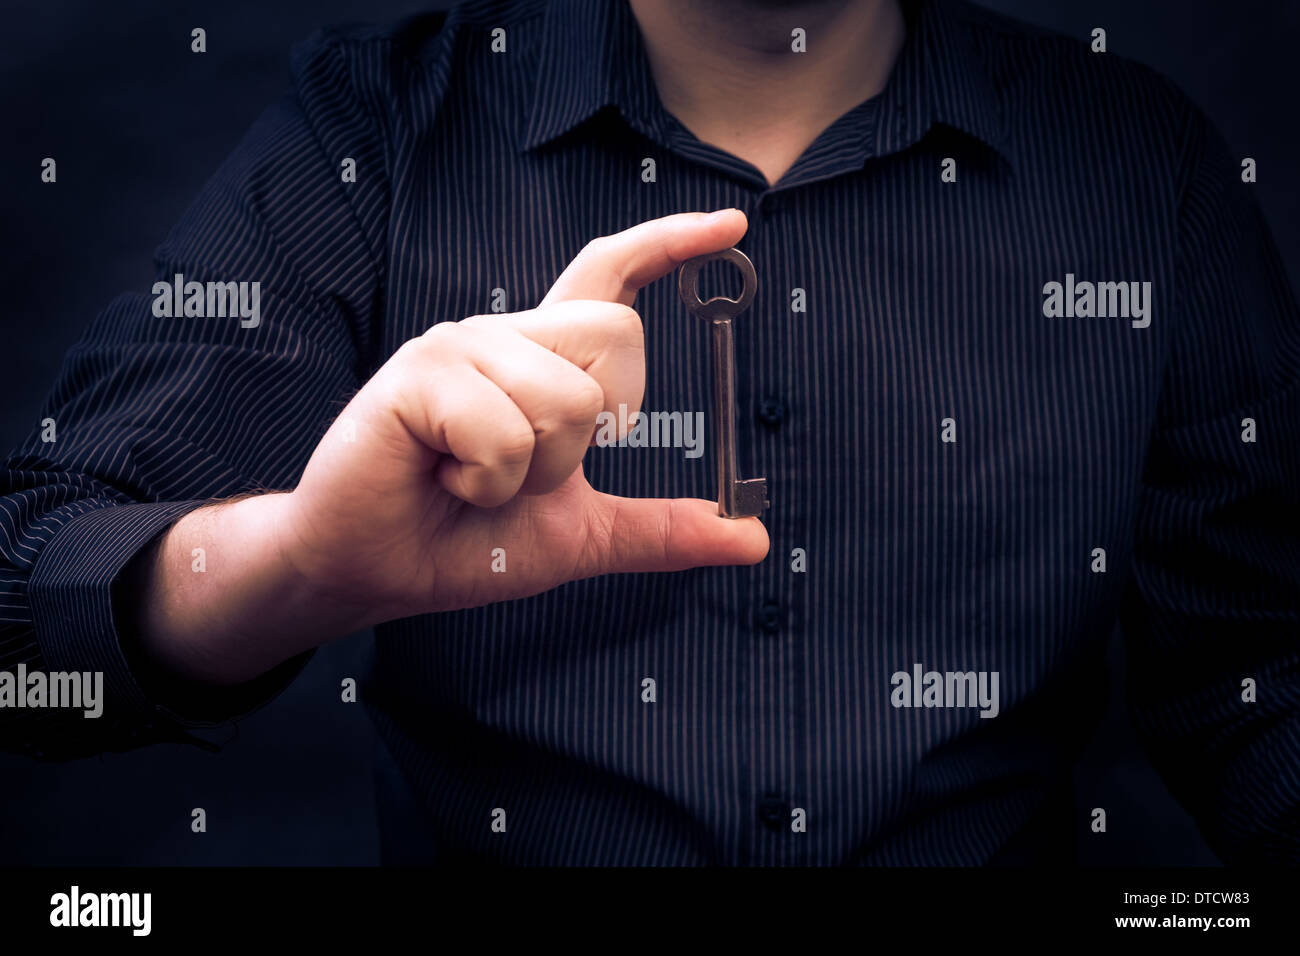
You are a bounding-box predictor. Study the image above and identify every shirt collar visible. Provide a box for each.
[519,0,1014,167]
[518,0,641,152]
[876,0,1013,163]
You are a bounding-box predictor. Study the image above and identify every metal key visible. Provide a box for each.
[677,247,769,519]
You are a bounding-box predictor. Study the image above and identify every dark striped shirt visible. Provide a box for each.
[2,0,1298,864]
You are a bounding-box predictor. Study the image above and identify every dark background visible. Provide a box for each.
[2,0,1296,865]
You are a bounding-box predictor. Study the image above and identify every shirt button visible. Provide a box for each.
[758,795,786,830]
[756,396,787,428]
[758,599,782,634]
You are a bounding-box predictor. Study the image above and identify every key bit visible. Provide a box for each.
[677,247,769,519]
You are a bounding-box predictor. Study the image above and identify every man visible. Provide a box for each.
[2,0,1297,865]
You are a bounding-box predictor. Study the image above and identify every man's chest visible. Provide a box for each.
[379,163,1176,662]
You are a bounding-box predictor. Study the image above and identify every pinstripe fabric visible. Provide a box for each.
[2,0,1298,864]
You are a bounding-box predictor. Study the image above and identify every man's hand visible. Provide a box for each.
[285,208,767,616]
[136,210,768,685]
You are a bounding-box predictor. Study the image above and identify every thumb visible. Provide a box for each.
[579,493,770,576]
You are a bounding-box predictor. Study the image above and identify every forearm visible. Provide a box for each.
[131,492,376,686]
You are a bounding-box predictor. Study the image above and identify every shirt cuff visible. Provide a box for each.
[27,499,311,744]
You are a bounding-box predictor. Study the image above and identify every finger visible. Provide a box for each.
[454,324,609,494]
[541,209,748,307]
[577,494,770,577]
[472,300,645,435]
[415,363,536,507]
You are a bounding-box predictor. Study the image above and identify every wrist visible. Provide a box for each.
[270,490,403,635]
[136,492,375,686]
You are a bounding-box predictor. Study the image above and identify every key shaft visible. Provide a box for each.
[677,248,769,518]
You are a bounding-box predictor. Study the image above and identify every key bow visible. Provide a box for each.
[677,247,757,322]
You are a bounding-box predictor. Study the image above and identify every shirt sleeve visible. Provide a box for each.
[1120,96,1300,863]
[0,32,391,760]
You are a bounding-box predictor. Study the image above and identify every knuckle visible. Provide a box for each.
[578,499,618,576]
[564,378,606,426]
[578,235,611,263]
[385,338,432,385]
[392,336,422,362]
[491,424,536,469]
[606,303,644,345]
[419,320,462,349]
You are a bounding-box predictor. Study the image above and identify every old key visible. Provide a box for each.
[677,247,769,519]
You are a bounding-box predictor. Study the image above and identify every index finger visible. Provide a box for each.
[541,209,749,307]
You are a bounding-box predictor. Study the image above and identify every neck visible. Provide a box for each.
[628,0,905,186]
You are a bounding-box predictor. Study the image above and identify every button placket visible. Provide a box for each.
[757,396,787,428]
[758,794,786,831]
